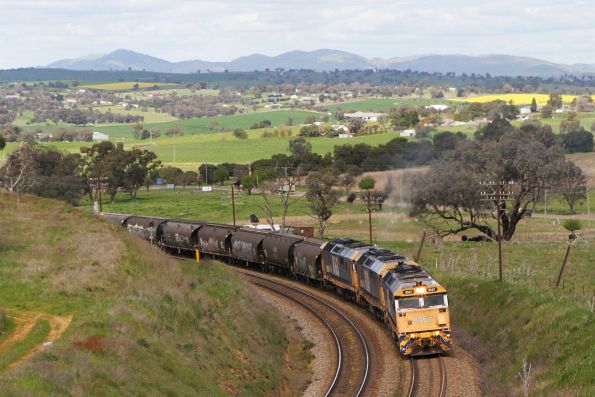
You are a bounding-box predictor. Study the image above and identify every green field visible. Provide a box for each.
[322,97,455,112]
[80,82,173,90]
[93,105,179,124]
[82,187,366,223]
[115,88,221,99]
[11,109,321,140]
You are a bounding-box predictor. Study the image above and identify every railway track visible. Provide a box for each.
[237,269,370,397]
[407,355,447,397]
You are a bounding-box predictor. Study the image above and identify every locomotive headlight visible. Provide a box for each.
[415,286,425,294]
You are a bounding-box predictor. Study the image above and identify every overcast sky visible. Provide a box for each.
[0,0,593,69]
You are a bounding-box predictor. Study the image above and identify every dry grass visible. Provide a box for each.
[0,192,305,396]
[568,152,595,186]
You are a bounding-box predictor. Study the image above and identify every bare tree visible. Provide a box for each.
[257,166,303,231]
[258,179,277,229]
[339,173,356,194]
[306,172,338,239]
[0,143,37,194]
[554,160,587,214]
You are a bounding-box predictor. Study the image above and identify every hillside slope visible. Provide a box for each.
[0,193,307,396]
[441,275,594,396]
[45,48,595,76]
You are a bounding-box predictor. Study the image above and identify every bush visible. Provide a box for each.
[562,219,582,232]
[299,125,321,137]
[233,128,248,139]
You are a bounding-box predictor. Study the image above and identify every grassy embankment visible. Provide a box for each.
[0,193,310,396]
[336,213,594,396]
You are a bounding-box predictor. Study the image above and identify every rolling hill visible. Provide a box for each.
[46,49,595,76]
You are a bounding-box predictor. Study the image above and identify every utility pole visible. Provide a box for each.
[399,172,404,206]
[480,180,515,282]
[556,235,576,288]
[89,176,109,213]
[544,188,547,221]
[360,191,384,244]
[231,184,236,226]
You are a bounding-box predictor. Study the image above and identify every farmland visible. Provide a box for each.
[92,105,179,124]
[455,93,595,105]
[115,88,220,99]
[80,81,173,90]
[321,97,455,112]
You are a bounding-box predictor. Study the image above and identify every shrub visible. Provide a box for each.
[562,219,582,233]
[299,125,321,137]
[233,128,248,139]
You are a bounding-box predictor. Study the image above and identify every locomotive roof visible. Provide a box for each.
[324,238,373,260]
[383,263,442,296]
[357,248,407,275]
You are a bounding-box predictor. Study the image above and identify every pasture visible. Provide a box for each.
[80,82,172,90]
[322,97,454,112]
[93,105,179,124]
[81,187,367,225]
[115,88,220,99]
[88,109,323,139]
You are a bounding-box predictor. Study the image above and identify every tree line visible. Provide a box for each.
[0,141,160,204]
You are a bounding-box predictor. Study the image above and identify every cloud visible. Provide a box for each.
[0,0,593,68]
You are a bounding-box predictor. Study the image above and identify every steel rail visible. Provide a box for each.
[243,271,370,397]
[248,278,342,397]
[407,357,417,397]
[407,355,447,397]
[438,355,447,397]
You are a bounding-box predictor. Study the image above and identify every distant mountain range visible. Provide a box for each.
[46,49,595,77]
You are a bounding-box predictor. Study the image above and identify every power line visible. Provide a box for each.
[479,180,515,282]
[89,176,109,213]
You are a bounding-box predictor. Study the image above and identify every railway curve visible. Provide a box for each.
[238,269,370,397]
[407,355,447,397]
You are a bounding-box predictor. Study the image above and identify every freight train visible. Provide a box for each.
[101,213,452,356]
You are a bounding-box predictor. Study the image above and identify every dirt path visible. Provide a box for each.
[1,310,72,370]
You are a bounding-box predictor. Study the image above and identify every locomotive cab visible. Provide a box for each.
[383,264,452,356]
[395,286,451,355]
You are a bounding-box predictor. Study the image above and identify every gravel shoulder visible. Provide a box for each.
[246,271,402,397]
[252,285,335,397]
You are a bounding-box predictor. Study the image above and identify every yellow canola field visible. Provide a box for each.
[81,82,165,90]
[453,93,595,105]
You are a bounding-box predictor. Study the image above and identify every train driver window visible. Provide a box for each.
[424,294,446,307]
[397,297,420,310]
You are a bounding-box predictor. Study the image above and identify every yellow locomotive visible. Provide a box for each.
[383,264,451,355]
[322,239,451,356]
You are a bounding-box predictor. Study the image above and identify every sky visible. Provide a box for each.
[0,0,594,69]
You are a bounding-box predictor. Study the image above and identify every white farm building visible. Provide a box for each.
[92,131,110,141]
[343,111,385,122]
